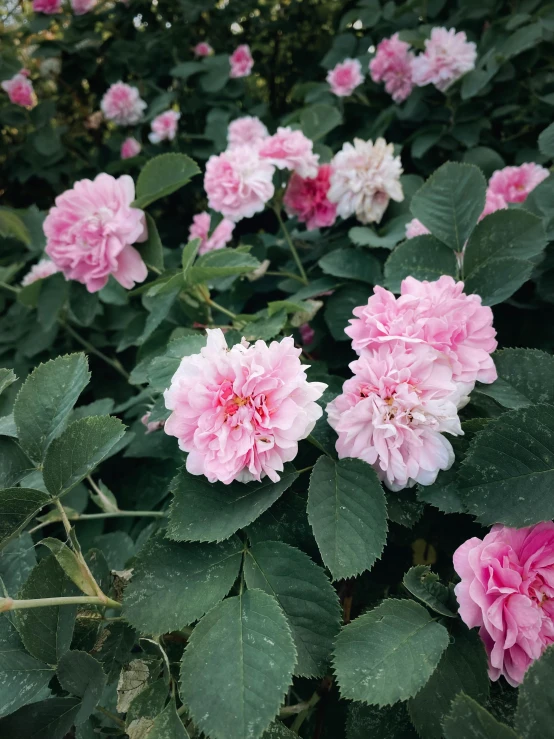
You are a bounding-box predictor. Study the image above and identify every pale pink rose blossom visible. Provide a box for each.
[141,412,165,434]
[188,212,235,255]
[148,110,180,144]
[487,163,549,204]
[479,188,508,220]
[44,173,148,293]
[121,137,141,159]
[327,341,464,491]
[299,323,315,345]
[71,0,96,14]
[411,27,477,92]
[326,58,364,97]
[227,116,268,149]
[1,73,36,108]
[328,137,403,224]
[164,328,326,484]
[346,276,497,385]
[229,44,254,78]
[21,259,59,287]
[259,126,319,179]
[33,0,61,13]
[405,218,430,239]
[100,82,146,126]
[369,34,415,102]
[454,523,554,687]
[283,164,337,231]
[194,42,213,57]
[204,146,275,222]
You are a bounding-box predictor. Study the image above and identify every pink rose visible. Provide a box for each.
[164,329,326,484]
[120,137,141,159]
[204,145,275,222]
[480,188,508,220]
[141,412,164,434]
[369,33,415,103]
[33,0,61,12]
[70,0,95,14]
[194,42,213,57]
[1,73,36,108]
[405,218,430,239]
[100,82,146,126]
[411,27,477,92]
[148,110,180,144]
[283,164,337,231]
[259,126,319,179]
[229,44,254,78]
[44,173,148,293]
[21,259,59,287]
[346,276,497,386]
[487,164,549,205]
[327,341,465,491]
[454,523,554,686]
[326,58,364,97]
[227,116,268,149]
[188,212,235,255]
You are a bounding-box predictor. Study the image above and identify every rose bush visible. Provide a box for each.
[2,0,554,738]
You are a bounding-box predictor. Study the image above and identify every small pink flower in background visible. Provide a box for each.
[204,146,275,222]
[327,341,464,491]
[71,0,95,14]
[454,522,554,686]
[346,276,497,386]
[487,163,549,204]
[1,73,36,108]
[194,42,213,57]
[411,27,477,92]
[229,44,254,79]
[369,33,415,103]
[188,212,235,255]
[328,137,403,224]
[21,259,59,287]
[479,188,507,220]
[44,173,148,293]
[299,323,315,345]
[121,137,141,159]
[149,110,180,144]
[259,126,319,179]
[141,412,164,434]
[100,82,146,126]
[405,218,430,239]
[227,116,268,149]
[33,0,62,13]
[326,58,364,97]
[164,329,326,484]
[283,164,337,231]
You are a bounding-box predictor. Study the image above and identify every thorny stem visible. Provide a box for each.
[0,595,122,612]
[62,320,130,380]
[274,207,309,285]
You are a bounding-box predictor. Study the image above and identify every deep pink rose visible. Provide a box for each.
[33,0,62,13]
[120,137,141,159]
[1,73,36,107]
[283,164,337,231]
[194,42,213,57]
[326,58,364,97]
[229,45,254,78]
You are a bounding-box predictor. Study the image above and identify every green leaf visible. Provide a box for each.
[0,488,50,548]
[319,248,382,284]
[68,284,100,327]
[403,566,456,617]
[124,533,243,633]
[134,154,200,209]
[37,273,68,332]
[500,22,543,59]
[241,309,287,341]
[14,555,77,664]
[180,590,296,739]
[43,416,126,498]
[14,353,90,464]
[459,404,554,527]
[514,644,554,738]
[475,349,554,410]
[139,214,165,272]
[92,622,136,683]
[384,236,459,292]
[0,615,54,718]
[301,104,342,141]
[181,238,200,279]
[324,284,372,341]
[40,539,97,597]
[147,334,206,392]
[0,368,16,397]
[0,532,36,594]
[186,248,260,285]
[170,60,204,79]
[138,284,181,345]
[149,700,191,738]
[539,122,554,159]
[0,207,31,245]
[410,163,487,251]
[244,541,341,677]
[199,55,230,93]
[261,723,297,739]
[333,599,449,706]
[126,678,167,730]
[443,694,518,739]
[0,697,81,739]
[408,625,489,739]
[57,651,106,725]
[346,703,417,739]
[307,457,387,580]
[0,437,33,488]
[463,209,547,305]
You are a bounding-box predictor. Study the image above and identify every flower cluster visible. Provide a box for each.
[164,329,326,484]
[1,71,36,108]
[454,523,554,686]
[101,82,146,126]
[188,212,235,255]
[149,110,180,144]
[327,276,497,490]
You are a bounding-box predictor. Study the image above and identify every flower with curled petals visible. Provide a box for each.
[101,82,146,126]
[259,126,319,179]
